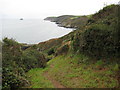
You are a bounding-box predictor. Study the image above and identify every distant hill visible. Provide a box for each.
[44,15,89,29]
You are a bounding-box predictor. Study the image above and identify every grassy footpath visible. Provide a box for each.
[26,68,54,88]
[27,54,119,88]
[47,54,118,88]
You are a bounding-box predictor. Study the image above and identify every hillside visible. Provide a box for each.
[44,15,89,29]
[2,4,120,88]
[40,4,120,58]
[33,4,120,88]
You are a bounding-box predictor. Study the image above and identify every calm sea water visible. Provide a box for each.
[2,19,72,44]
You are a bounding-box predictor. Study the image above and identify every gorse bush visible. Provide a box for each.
[47,48,55,55]
[72,5,120,59]
[72,32,81,52]
[2,38,47,88]
[73,24,119,58]
[2,38,27,88]
[22,49,46,72]
[55,44,69,56]
[113,64,119,72]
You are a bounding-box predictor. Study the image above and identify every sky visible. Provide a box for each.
[0,0,119,19]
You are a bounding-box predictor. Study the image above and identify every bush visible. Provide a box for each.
[22,49,47,71]
[87,19,95,24]
[87,24,118,57]
[2,38,28,88]
[72,32,81,52]
[113,64,119,72]
[73,23,120,58]
[2,38,47,88]
[55,44,69,56]
[47,48,55,55]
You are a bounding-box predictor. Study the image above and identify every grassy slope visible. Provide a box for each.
[27,53,118,88]
[47,54,118,88]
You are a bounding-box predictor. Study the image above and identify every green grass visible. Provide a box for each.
[46,54,118,88]
[70,16,79,20]
[26,68,54,88]
[26,53,118,88]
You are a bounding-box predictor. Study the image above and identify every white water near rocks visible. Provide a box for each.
[2,19,72,44]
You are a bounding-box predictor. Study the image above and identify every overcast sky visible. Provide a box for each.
[0,0,119,19]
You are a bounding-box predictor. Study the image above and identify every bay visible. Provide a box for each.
[2,19,72,44]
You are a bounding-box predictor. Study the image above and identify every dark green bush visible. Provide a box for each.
[55,44,69,56]
[22,49,46,71]
[47,48,55,55]
[2,38,47,88]
[87,19,95,24]
[2,38,28,88]
[73,23,120,58]
[72,32,81,52]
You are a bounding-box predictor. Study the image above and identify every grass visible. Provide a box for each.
[70,16,80,20]
[26,53,118,88]
[26,68,54,88]
[46,54,118,88]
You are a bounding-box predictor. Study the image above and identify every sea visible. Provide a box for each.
[1,19,73,44]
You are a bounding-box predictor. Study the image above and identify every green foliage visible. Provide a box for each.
[102,4,116,11]
[47,48,55,55]
[95,60,104,66]
[113,64,119,72]
[84,24,118,58]
[55,44,69,56]
[22,49,46,71]
[87,19,95,24]
[2,38,27,88]
[0,40,2,53]
[2,38,47,88]
[73,20,120,58]
[3,37,18,46]
[72,31,81,52]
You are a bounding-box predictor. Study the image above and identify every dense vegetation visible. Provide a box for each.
[2,4,120,88]
[2,38,47,88]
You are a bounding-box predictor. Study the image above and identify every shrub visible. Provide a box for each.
[2,38,28,88]
[113,64,119,72]
[55,44,69,56]
[87,19,95,24]
[73,24,120,58]
[2,38,47,88]
[47,48,55,55]
[72,32,81,52]
[22,49,47,71]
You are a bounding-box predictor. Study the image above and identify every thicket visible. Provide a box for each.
[2,38,47,88]
[72,5,120,59]
[47,48,55,55]
[55,44,69,56]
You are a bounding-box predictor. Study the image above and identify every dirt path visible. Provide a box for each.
[43,64,66,88]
